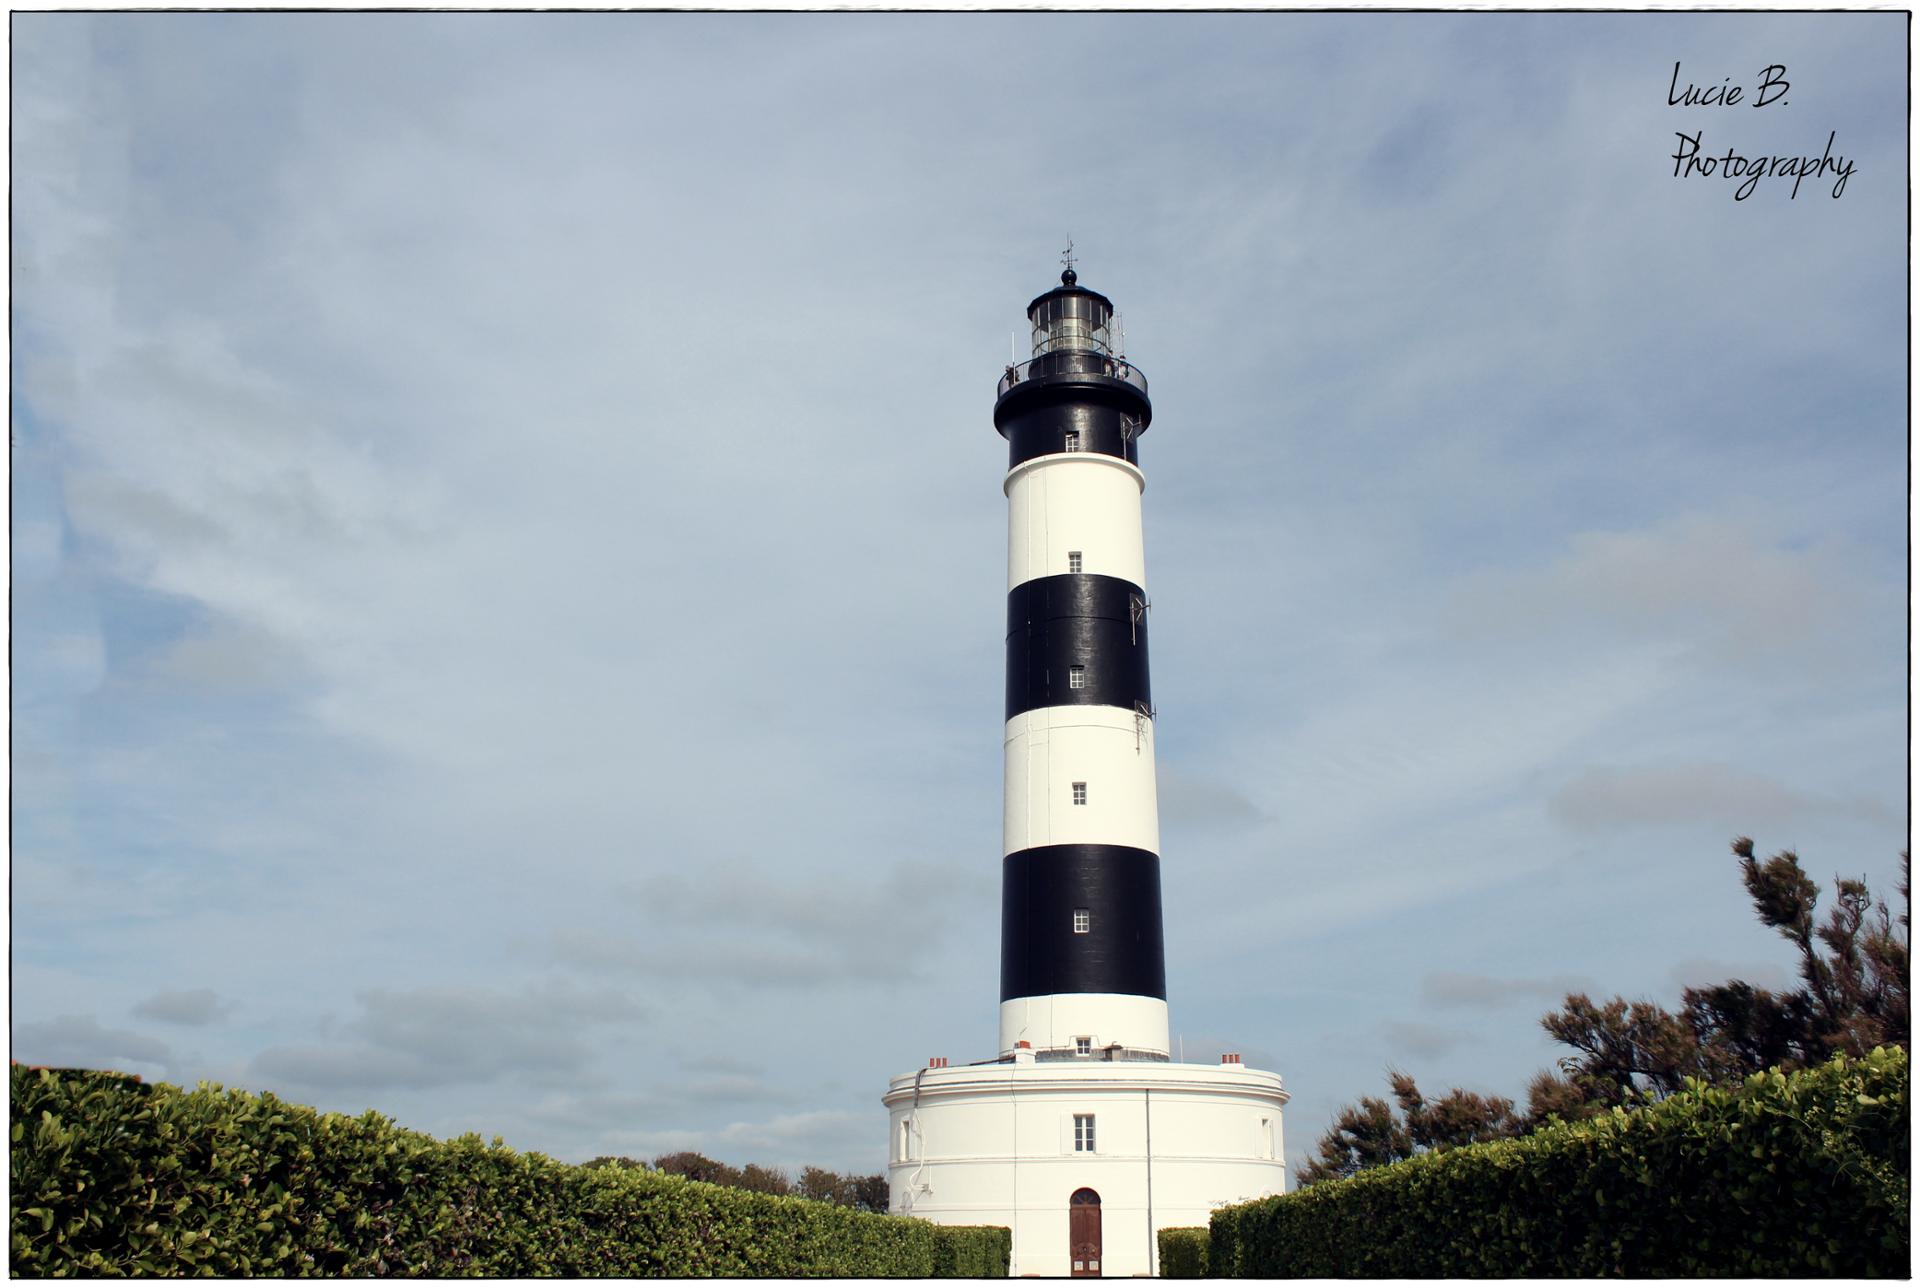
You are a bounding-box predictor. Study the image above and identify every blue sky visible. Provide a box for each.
[11,13,1908,1180]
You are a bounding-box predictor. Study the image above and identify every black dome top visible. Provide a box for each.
[1026,269,1114,318]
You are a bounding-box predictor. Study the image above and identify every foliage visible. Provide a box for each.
[1205,1205,1245,1279]
[650,1152,889,1212]
[1301,841,1910,1185]
[1213,1048,1909,1277]
[583,1154,649,1171]
[930,1224,1011,1277]
[849,1174,891,1213]
[1157,1226,1210,1278]
[650,1150,739,1186]
[9,1066,984,1277]
[796,1166,891,1213]
[1296,1070,1521,1185]
[1539,841,1908,1112]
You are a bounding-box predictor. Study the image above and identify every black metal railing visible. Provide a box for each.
[998,353,1148,400]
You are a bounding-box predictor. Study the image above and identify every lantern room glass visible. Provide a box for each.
[1030,294,1113,358]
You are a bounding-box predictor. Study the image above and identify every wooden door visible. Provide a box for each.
[1069,1188,1102,1277]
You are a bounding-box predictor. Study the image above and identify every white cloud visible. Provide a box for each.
[1550,763,1899,834]
[132,988,235,1027]
[551,860,992,989]
[12,517,64,580]
[1420,972,1600,1011]
[143,622,311,694]
[594,1110,873,1173]
[1382,1020,1465,1060]
[1441,513,1884,676]
[13,1014,173,1076]
[1158,764,1266,828]
[251,982,645,1093]
[29,631,108,695]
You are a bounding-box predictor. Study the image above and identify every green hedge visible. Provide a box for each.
[1157,1226,1209,1278]
[9,1066,998,1277]
[1206,1205,1245,1279]
[1208,1047,1910,1277]
[931,1223,1010,1276]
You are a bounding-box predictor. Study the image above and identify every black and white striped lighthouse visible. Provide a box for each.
[883,266,1290,1268]
[995,265,1168,1060]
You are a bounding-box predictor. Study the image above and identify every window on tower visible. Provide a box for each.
[1064,430,1082,452]
[1075,1036,1092,1056]
[1068,550,1083,573]
[1074,1114,1096,1152]
[1072,781,1087,806]
[1073,908,1091,933]
[1068,664,1086,689]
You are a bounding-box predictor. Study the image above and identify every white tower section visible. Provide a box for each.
[999,449,1169,1059]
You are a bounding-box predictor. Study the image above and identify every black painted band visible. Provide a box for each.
[997,399,1144,470]
[1006,573,1151,721]
[995,349,1151,469]
[1001,845,1167,1002]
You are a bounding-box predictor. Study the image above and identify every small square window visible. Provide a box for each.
[1068,665,1086,690]
[1075,1036,1092,1055]
[1074,1113,1096,1152]
[1064,431,1082,452]
[1071,781,1087,805]
[1068,551,1083,573]
[1073,907,1091,933]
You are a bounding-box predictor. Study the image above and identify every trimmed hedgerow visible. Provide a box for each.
[1157,1226,1209,1278]
[8,1066,992,1277]
[1208,1047,1909,1278]
[1205,1203,1245,1279]
[931,1223,1011,1276]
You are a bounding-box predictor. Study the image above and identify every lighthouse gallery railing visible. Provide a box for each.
[998,354,1149,401]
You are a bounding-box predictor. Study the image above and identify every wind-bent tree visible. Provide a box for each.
[1298,839,1909,1186]
[1543,841,1910,1112]
[1296,1070,1521,1184]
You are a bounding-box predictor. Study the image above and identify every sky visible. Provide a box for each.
[9,12,1908,1183]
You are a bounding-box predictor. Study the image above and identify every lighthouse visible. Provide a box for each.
[884,264,1290,1278]
[998,263,1168,1064]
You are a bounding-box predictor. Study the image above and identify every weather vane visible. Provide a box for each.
[1061,238,1077,274]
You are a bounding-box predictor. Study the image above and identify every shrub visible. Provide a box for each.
[931,1224,1011,1276]
[1209,1047,1909,1277]
[1157,1226,1209,1277]
[9,1066,978,1277]
[1205,1203,1244,1278]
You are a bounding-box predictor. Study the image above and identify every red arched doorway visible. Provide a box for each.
[1069,1188,1102,1277]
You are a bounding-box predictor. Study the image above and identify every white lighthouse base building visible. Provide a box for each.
[883,1050,1288,1277]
